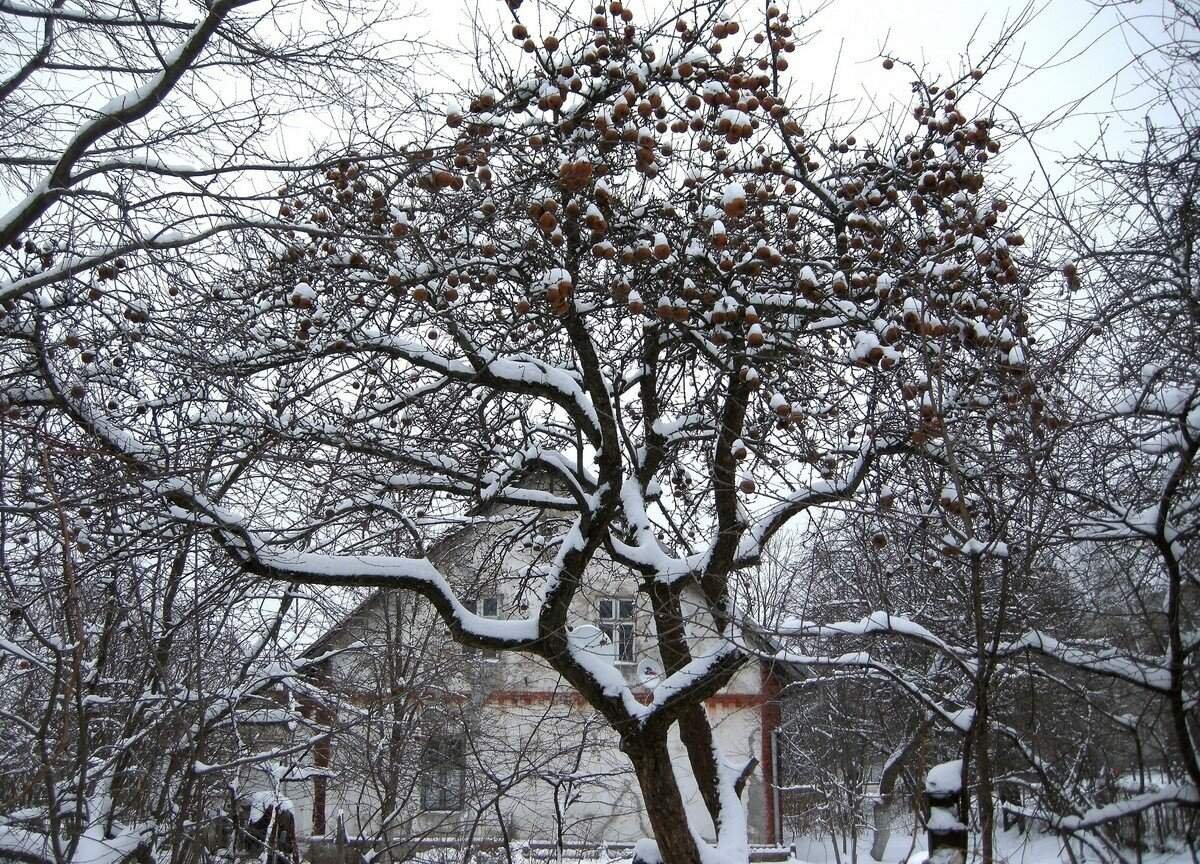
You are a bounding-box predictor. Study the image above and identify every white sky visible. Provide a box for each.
[1,0,1176,208]
[405,0,1177,188]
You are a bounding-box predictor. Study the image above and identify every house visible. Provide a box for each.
[242,493,797,858]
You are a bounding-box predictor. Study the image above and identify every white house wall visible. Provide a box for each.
[262,680,772,847]
[246,498,779,849]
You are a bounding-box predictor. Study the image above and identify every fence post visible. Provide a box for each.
[925,760,968,864]
[334,812,354,864]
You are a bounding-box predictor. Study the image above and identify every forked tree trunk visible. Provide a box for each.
[627,732,704,864]
[870,797,898,861]
[648,583,725,828]
[871,719,930,861]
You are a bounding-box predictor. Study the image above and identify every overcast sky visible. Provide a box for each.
[2,1,1177,246]
[406,0,1176,187]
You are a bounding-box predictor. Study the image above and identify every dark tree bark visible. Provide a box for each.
[627,732,704,864]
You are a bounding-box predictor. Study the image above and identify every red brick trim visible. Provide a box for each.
[485,690,591,708]
[484,689,767,709]
[759,664,783,845]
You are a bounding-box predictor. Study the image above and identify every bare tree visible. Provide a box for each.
[1,0,418,860]
[1,0,418,302]
[1026,0,1200,839]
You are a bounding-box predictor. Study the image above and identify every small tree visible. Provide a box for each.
[770,4,1200,860]
[1,0,416,859]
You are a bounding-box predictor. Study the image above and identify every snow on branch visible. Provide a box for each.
[642,642,745,725]
[191,732,330,776]
[780,611,979,675]
[755,642,977,734]
[0,0,194,28]
[1,219,300,305]
[0,822,142,864]
[149,478,542,651]
[735,439,896,565]
[343,337,603,444]
[0,636,52,673]
[478,447,596,510]
[0,0,249,250]
[1030,783,1199,832]
[999,630,1176,692]
[776,614,1177,692]
[612,475,705,581]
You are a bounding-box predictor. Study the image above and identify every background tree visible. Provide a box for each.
[2,1,418,858]
[1024,0,1200,838]
[763,4,1200,861]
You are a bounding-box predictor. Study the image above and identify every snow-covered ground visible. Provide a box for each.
[394,829,1195,864]
[787,827,1195,864]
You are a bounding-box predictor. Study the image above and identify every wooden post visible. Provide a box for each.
[925,760,968,864]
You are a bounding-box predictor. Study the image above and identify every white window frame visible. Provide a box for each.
[599,596,636,665]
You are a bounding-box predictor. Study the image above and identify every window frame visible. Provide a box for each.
[598,595,636,665]
[419,732,467,812]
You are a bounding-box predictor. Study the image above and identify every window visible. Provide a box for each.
[463,595,499,661]
[420,733,466,811]
[599,596,635,664]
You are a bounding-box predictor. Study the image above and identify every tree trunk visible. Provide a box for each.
[871,719,929,861]
[649,583,724,827]
[627,733,704,864]
[973,695,995,864]
[869,797,895,862]
[678,704,722,823]
[969,557,996,864]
